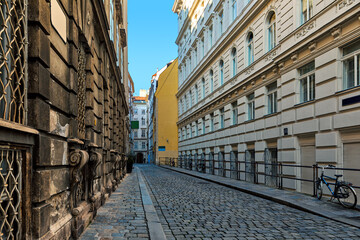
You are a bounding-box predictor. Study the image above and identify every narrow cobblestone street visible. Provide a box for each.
[81,165,360,239]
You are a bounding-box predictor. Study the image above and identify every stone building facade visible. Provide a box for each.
[173,0,360,192]
[0,0,129,239]
[132,94,148,163]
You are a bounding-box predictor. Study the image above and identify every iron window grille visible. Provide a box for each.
[0,147,22,239]
[0,0,27,124]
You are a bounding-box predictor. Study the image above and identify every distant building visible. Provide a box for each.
[132,91,149,163]
[147,64,172,164]
[173,0,360,192]
[154,59,179,165]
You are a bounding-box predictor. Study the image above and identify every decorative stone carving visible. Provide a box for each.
[338,0,355,10]
[291,53,298,63]
[265,50,276,62]
[245,66,254,75]
[69,149,89,215]
[309,42,317,52]
[331,27,341,39]
[296,21,315,38]
[89,145,102,201]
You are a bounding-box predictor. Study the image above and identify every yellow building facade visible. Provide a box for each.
[154,59,179,164]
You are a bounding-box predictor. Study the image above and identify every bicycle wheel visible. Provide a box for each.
[337,185,357,209]
[316,179,322,200]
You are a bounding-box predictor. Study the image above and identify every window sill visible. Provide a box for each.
[0,119,39,135]
[294,99,315,108]
[335,85,360,95]
[264,112,278,118]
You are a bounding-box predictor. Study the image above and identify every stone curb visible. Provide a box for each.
[160,165,360,229]
[137,167,167,240]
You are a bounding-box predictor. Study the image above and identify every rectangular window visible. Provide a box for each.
[343,39,360,89]
[219,12,223,35]
[142,110,145,115]
[201,37,205,58]
[202,117,206,134]
[141,118,146,126]
[134,142,138,149]
[142,142,146,149]
[210,113,214,132]
[195,121,199,136]
[232,0,237,21]
[247,93,255,120]
[301,0,313,25]
[220,108,225,129]
[267,82,277,114]
[209,26,213,48]
[299,61,315,103]
[134,130,138,138]
[232,102,238,125]
[141,129,146,137]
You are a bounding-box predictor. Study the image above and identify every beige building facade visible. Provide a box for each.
[173,0,360,192]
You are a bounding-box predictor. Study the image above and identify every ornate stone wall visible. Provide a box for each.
[25,0,129,239]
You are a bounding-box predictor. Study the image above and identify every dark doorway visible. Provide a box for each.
[136,153,144,163]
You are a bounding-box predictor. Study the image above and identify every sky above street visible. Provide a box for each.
[128,1,178,96]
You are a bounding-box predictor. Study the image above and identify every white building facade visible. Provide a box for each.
[132,91,149,163]
[173,0,360,192]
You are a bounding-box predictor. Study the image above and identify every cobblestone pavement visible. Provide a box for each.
[80,168,149,240]
[139,165,360,240]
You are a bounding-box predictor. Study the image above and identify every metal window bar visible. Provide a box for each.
[0,0,27,124]
[0,147,22,239]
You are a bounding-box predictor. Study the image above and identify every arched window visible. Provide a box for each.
[210,70,214,92]
[195,85,198,103]
[247,32,254,66]
[219,60,224,85]
[267,12,276,51]
[202,78,206,98]
[231,48,237,77]
[232,0,237,21]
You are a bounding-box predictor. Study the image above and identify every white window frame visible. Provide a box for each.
[232,48,237,77]
[210,113,214,132]
[247,33,254,66]
[210,70,214,92]
[247,93,255,120]
[202,78,206,98]
[195,121,199,136]
[267,82,277,114]
[267,12,276,51]
[299,62,315,103]
[220,108,225,129]
[342,40,360,90]
[232,0,237,22]
[209,25,213,48]
[219,11,223,35]
[232,102,238,125]
[219,60,224,85]
[300,0,313,25]
[202,117,206,134]
[195,85,198,103]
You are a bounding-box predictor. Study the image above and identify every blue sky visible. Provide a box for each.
[128,1,178,96]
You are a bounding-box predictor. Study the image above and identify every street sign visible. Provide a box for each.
[158,146,166,152]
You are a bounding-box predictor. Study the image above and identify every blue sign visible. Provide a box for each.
[158,146,166,152]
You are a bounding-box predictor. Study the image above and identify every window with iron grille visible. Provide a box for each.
[0,0,27,124]
[1,147,22,239]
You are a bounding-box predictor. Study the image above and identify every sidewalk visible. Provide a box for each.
[80,166,166,240]
[161,165,360,229]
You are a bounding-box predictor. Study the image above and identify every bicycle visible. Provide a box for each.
[316,165,357,209]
